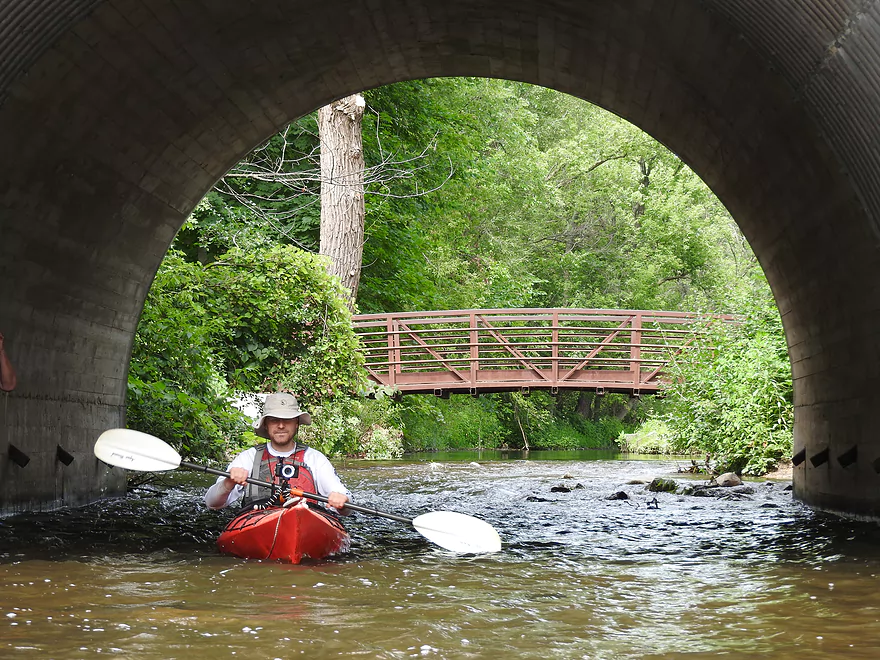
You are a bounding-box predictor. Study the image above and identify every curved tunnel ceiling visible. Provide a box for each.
[1,0,880,515]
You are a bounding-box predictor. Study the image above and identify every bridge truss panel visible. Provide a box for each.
[351,309,733,396]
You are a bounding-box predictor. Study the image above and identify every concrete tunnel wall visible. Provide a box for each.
[2,0,880,516]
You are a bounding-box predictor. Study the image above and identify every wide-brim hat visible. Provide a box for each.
[253,392,312,438]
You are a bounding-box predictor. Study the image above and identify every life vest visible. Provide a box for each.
[242,443,317,508]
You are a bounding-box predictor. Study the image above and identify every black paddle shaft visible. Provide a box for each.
[180,461,411,524]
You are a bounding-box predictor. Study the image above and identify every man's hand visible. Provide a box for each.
[328,491,350,510]
[225,467,249,489]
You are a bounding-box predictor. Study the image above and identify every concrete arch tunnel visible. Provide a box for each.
[2,0,880,516]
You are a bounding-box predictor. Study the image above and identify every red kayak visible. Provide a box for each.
[217,502,350,563]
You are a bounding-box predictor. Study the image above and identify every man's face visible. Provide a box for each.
[265,416,300,447]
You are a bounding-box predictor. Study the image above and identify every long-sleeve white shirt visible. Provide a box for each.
[204,444,350,510]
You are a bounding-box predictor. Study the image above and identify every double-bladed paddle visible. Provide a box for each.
[94,428,502,554]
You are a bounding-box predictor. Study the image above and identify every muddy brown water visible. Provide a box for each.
[1,451,879,659]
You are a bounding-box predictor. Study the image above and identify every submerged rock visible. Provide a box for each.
[607,491,630,500]
[551,483,585,492]
[688,484,755,498]
[647,477,678,493]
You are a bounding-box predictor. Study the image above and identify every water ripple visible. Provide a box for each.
[2,455,880,658]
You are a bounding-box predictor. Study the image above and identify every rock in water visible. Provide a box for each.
[714,472,743,487]
[647,477,678,493]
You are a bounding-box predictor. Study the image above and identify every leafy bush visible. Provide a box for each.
[400,396,507,451]
[660,309,793,474]
[360,426,405,460]
[200,245,366,402]
[530,417,625,449]
[127,245,366,460]
[126,377,250,461]
[617,419,673,454]
[298,396,403,458]
[127,254,249,460]
[398,392,627,451]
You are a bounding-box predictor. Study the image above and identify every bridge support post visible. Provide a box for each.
[386,317,398,388]
[630,313,642,392]
[469,312,478,388]
[551,311,559,386]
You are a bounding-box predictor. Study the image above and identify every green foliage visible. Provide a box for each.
[503,392,554,447]
[127,253,249,460]
[127,245,366,459]
[531,417,627,450]
[659,289,793,474]
[366,79,752,314]
[399,396,507,451]
[200,245,365,402]
[360,426,405,460]
[175,77,759,319]
[356,78,784,463]
[132,76,787,469]
[177,116,324,260]
[399,391,628,451]
[298,397,403,458]
[617,419,673,454]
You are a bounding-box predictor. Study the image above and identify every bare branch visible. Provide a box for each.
[215,106,452,236]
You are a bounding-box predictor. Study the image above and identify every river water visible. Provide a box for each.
[1,451,879,659]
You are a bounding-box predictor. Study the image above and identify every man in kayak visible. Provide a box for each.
[205,392,351,514]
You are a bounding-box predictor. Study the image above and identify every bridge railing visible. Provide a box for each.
[351,308,732,396]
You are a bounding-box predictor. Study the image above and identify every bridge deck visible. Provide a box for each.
[352,308,732,396]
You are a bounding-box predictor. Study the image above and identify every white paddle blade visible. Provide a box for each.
[94,428,182,472]
[412,511,502,553]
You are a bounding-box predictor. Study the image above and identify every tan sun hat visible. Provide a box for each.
[253,392,312,438]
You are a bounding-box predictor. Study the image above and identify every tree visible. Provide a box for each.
[199,89,451,312]
[318,94,367,308]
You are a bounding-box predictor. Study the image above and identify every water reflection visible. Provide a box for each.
[2,453,880,658]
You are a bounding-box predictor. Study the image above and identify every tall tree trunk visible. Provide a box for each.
[319,94,366,309]
[576,391,600,421]
[576,391,592,417]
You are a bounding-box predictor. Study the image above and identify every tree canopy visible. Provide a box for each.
[128,77,791,471]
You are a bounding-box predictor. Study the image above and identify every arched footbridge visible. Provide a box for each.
[352,309,730,397]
